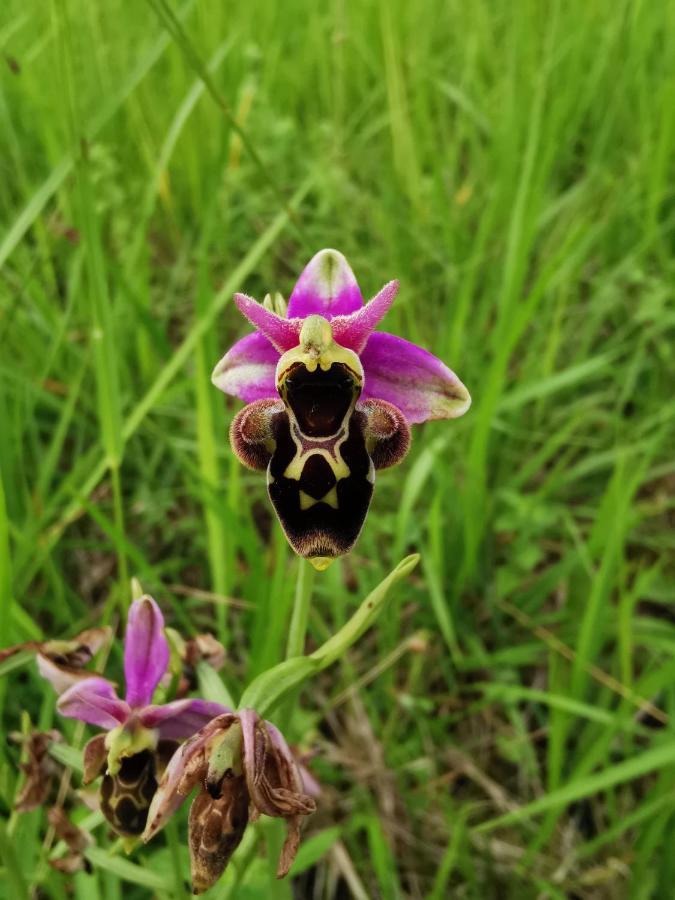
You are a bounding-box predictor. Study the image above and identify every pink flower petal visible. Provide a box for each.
[140,699,231,740]
[124,596,170,709]
[287,249,364,318]
[331,281,398,353]
[360,331,471,423]
[233,294,301,353]
[57,677,130,730]
[211,332,278,402]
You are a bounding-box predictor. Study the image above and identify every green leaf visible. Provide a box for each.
[239,554,419,716]
[84,847,174,890]
[239,656,319,717]
[310,554,420,669]
[475,739,675,832]
[288,826,342,876]
[197,660,236,708]
[49,742,84,774]
[0,820,29,899]
[0,649,32,679]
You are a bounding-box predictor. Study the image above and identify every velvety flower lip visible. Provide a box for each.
[212,248,470,422]
[50,596,229,742]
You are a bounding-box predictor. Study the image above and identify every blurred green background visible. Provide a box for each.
[1,0,674,897]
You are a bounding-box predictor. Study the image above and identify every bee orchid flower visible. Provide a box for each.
[143,710,316,893]
[46,596,228,837]
[212,249,470,568]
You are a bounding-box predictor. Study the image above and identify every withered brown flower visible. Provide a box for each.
[143,710,316,893]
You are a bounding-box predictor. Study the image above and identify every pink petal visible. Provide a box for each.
[124,596,170,709]
[211,332,278,402]
[287,249,364,318]
[57,677,130,729]
[360,331,471,423]
[233,294,301,353]
[140,699,231,740]
[331,281,399,353]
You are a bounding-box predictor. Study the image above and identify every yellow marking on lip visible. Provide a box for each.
[299,490,315,510]
[299,486,339,511]
[284,449,350,482]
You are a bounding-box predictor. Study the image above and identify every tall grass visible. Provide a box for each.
[1,0,674,897]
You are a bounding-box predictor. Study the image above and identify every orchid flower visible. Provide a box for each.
[143,710,316,893]
[212,249,471,568]
[45,596,228,837]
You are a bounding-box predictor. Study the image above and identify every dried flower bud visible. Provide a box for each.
[0,627,112,694]
[186,634,226,674]
[11,730,63,812]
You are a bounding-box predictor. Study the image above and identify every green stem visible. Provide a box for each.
[285,558,315,660]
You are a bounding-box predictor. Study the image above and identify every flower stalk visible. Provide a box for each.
[285,558,316,660]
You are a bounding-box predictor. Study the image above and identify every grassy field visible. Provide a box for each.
[1,0,674,897]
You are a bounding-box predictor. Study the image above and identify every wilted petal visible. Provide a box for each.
[287,249,364,318]
[246,717,315,878]
[47,807,90,853]
[233,294,301,353]
[277,816,302,878]
[140,699,231,740]
[143,713,237,841]
[82,734,108,785]
[211,332,278,403]
[47,808,91,875]
[124,596,170,709]
[37,653,104,695]
[57,677,130,729]
[240,710,315,819]
[331,280,399,353]
[41,626,112,668]
[11,730,63,812]
[185,634,226,673]
[360,331,471,423]
[6,625,112,695]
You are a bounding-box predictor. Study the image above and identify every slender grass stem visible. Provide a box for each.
[110,464,129,614]
[166,819,186,898]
